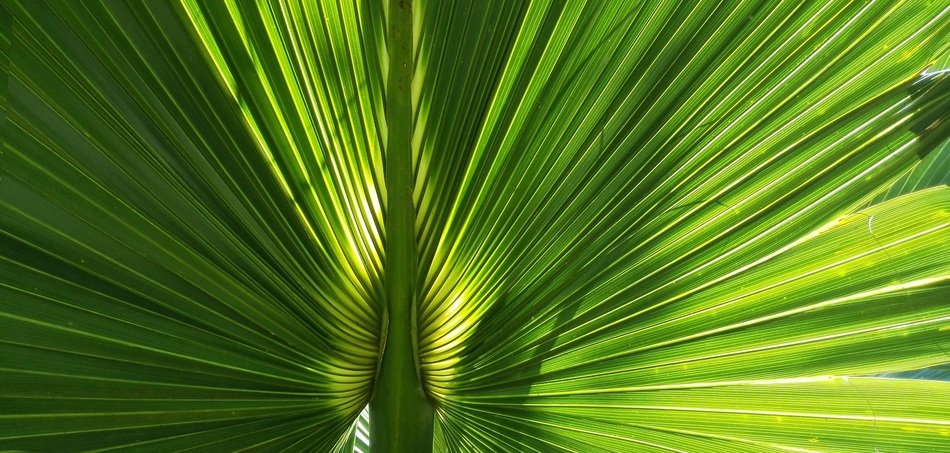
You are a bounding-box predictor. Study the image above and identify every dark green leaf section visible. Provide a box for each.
[1,0,385,450]
[874,138,950,203]
[0,2,10,140]
[870,45,950,203]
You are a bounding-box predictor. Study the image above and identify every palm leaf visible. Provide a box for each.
[873,138,950,203]
[2,0,949,451]
[2,0,382,449]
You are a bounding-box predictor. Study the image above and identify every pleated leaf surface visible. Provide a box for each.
[2,0,949,451]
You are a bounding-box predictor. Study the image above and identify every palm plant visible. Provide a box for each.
[2,0,949,451]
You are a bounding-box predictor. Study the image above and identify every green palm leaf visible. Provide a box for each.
[2,0,948,451]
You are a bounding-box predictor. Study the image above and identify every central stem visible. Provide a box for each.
[371,0,433,451]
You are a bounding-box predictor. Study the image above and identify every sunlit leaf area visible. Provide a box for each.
[1,1,949,451]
